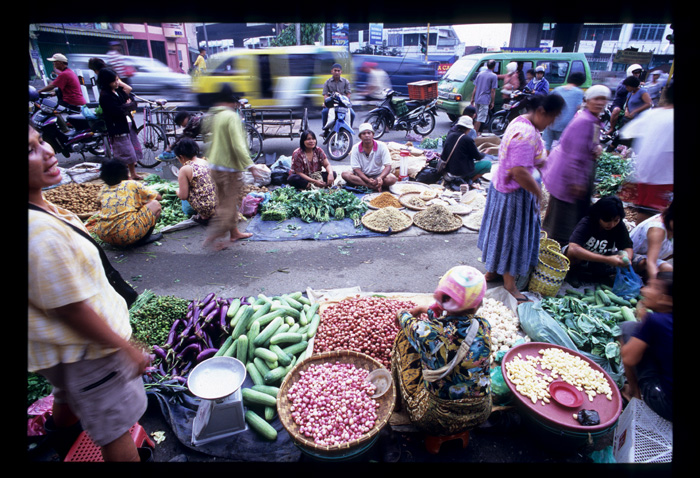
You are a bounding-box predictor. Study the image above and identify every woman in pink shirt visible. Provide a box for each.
[477,94,564,302]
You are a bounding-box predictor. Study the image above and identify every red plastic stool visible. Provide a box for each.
[64,423,155,462]
[424,430,470,454]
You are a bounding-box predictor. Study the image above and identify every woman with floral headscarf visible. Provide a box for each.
[392,266,492,437]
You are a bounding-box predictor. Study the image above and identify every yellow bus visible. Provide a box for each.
[193,45,353,110]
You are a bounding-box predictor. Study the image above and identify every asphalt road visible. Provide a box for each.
[32,104,622,465]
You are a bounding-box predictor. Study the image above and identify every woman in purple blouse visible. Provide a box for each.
[542,84,611,246]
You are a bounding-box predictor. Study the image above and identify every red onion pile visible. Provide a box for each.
[313,296,415,368]
[287,362,379,446]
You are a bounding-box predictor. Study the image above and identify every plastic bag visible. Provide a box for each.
[612,266,643,299]
[249,164,271,187]
[414,166,442,184]
[240,194,264,217]
[490,366,513,406]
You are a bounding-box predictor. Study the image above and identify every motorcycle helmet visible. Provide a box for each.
[433,266,486,314]
[29,85,39,102]
[626,64,643,76]
[324,95,336,108]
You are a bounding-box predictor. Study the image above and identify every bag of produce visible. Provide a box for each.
[612,266,643,300]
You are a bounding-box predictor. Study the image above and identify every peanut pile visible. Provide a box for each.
[43,182,102,216]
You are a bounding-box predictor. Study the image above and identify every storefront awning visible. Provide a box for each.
[31,24,133,40]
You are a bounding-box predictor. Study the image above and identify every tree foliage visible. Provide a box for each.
[271,23,325,46]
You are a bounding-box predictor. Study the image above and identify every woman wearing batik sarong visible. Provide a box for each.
[392,266,492,436]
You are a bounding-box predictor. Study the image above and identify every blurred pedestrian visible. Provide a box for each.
[470,59,498,135]
[542,72,586,153]
[106,41,134,86]
[498,61,521,100]
[622,76,652,122]
[542,84,611,246]
[97,68,143,180]
[29,125,150,462]
[477,93,565,302]
[193,47,207,77]
[361,62,391,101]
[203,84,254,251]
[646,70,666,107]
[620,81,674,222]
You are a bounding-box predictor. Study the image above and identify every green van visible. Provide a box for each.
[436,52,592,121]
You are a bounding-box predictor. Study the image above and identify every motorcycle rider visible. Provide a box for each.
[36,53,87,132]
[605,64,643,135]
[526,65,550,96]
[322,63,355,129]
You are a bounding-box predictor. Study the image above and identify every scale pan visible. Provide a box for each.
[187,356,247,400]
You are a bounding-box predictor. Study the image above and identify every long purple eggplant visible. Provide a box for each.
[196,348,218,363]
[199,292,216,308]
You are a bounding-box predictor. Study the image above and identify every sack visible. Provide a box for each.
[612,266,643,299]
[414,166,442,184]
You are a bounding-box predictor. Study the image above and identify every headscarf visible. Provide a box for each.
[433,266,486,313]
[584,84,611,101]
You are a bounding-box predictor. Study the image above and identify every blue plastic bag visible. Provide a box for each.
[612,266,643,299]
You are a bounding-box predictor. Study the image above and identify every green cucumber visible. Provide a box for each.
[269,332,303,346]
[306,313,321,338]
[281,340,309,357]
[231,306,255,340]
[621,306,637,322]
[264,406,276,422]
[226,298,241,318]
[224,338,238,357]
[263,366,288,384]
[251,384,280,398]
[604,289,632,306]
[254,316,284,346]
[248,320,260,358]
[236,334,249,363]
[253,357,271,377]
[282,295,303,310]
[298,309,309,326]
[254,347,279,363]
[595,290,611,306]
[251,308,287,330]
[245,410,277,440]
[242,387,277,407]
[246,362,264,386]
[250,302,272,323]
[269,344,292,366]
[215,336,234,357]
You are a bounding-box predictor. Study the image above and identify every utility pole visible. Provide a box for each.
[425,23,430,61]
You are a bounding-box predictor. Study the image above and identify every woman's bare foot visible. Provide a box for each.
[484,272,501,281]
[230,232,253,242]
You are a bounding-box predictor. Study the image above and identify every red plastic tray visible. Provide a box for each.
[501,342,622,433]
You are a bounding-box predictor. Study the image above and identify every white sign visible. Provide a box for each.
[577,40,597,54]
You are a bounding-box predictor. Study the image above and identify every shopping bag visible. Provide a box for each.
[612,266,643,299]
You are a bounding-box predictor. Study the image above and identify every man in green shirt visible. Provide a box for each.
[203,84,254,250]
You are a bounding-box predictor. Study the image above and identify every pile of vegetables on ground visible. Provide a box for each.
[594,152,633,197]
[259,186,368,226]
[143,174,189,229]
[539,285,641,379]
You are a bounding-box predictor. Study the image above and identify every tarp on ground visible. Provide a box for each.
[244,216,387,241]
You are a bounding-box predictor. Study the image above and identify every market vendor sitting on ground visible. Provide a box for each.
[441,115,492,191]
[563,195,634,287]
[288,130,336,190]
[173,137,216,223]
[89,159,163,247]
[392,265,492,437]
[342,123,397,192]
[619,271,673,421]
[630,201,674,282]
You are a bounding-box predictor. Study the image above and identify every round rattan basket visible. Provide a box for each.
[398,192,429,211]
[413,207,463,233]
[277,350,396,460]
[361,208,413,233]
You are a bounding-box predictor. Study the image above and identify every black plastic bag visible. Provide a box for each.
[414,166,442,184]
[270,170,288,186]
[576,409,601,426]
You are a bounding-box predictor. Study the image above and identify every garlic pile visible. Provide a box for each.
[477,297,529,359]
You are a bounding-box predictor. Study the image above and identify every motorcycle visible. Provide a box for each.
[29,87,109,160]
[321,92,355,161]
[487,88,535,137]
[364,89,437,140]
[598,103,634,153]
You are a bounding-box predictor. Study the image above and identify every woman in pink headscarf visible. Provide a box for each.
[392,266,492,436]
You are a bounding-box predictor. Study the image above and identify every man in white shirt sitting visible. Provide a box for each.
[341,123,397,192]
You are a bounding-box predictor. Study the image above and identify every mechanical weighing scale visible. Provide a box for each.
[187,356,248,446]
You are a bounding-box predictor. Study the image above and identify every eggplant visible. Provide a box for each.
[196,347,218,363]
[218,304,230,333]
[177,342,201,360]
[152,345,168,361]
[199,292,216,308]
[201,299,218,321]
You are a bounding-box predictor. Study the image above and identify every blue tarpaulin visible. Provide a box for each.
[244,216,386,241]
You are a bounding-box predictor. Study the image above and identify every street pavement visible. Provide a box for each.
[32,106,622,465]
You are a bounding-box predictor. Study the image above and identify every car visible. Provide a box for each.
[67,53,192,100]
[352,54,438,97]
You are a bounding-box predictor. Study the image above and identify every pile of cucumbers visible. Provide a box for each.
[214,291,321,440]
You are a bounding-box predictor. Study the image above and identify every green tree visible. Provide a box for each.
[271,23,325,46]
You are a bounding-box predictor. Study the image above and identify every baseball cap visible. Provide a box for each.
[47,53,68,63]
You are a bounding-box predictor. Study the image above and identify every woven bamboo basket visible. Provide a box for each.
[539,230,562,253]
[528,243,570,297]
[277,350,396,459]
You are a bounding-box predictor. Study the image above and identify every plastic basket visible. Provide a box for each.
[407,81,438,100]
[64,423,154,462]
[391,98,409,116]
[528,244,570,297]
[613,398,673,463]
